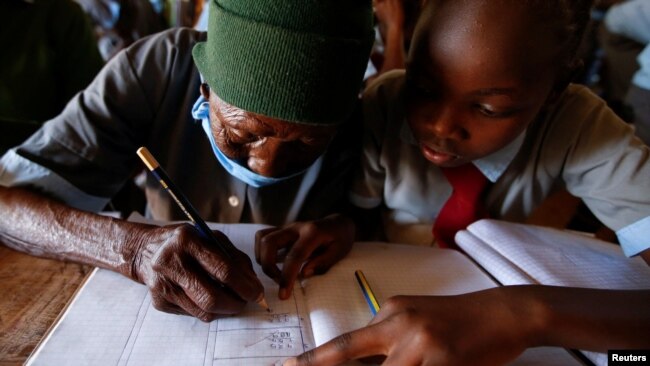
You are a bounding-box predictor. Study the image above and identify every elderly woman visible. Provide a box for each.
[0,0,373,321]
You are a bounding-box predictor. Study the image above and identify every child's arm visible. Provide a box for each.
[285,283,650,366]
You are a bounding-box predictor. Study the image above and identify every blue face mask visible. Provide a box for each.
[191,95,316,188]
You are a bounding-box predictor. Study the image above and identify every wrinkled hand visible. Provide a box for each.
[255,214,355,300]
[374,0,405,31]
[286,290,532,366]
[129,223,264,322]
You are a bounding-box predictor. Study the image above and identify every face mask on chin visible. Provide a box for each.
[191,95,319,188]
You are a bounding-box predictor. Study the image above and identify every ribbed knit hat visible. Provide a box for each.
[192,0,374,125]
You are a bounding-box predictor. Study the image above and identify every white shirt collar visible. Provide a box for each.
[473,131,525,182]
[400,121,525,183]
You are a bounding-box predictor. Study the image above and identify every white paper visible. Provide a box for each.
[457,219,650,366]
[27,216,582,365]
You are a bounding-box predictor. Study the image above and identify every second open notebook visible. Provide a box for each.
[27,216,584,365]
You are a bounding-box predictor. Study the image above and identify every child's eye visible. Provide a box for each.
[475,104,515,118]
[477,105,498,117]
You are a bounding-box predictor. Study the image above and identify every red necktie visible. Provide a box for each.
[433,164,490,250]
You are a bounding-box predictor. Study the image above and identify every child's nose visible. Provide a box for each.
[430,107,465,140]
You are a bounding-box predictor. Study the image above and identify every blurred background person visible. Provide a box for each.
[75,0,166,60]
[0,0,104,154]
[603,0,650,145]
[364,0,426,86]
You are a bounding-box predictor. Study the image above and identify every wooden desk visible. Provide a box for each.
[0,245,91,366]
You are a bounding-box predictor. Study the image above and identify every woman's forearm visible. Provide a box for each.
[0,186,148,279]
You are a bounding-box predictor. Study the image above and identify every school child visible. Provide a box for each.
[258,0,650,364]
[348,0,650,251]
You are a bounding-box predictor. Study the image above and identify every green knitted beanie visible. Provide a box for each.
[192,0,374,125]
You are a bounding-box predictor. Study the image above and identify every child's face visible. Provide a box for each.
[405,0,565,167]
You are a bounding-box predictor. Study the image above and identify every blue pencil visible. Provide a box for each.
[355,270,380,316]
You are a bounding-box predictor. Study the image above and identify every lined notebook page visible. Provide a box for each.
[457,219,650,289]
[300,242,581,366]
[28,220,316,366]
[456,219,650,366]
[28,216,582,365]
[301,243,494,345]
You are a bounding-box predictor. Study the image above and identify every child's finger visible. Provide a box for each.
[254,227,280,264]
[284,324,386,366]
[278,234,323,299]
[300,242,351,278]
[255,228,299,284]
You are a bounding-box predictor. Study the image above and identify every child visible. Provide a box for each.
[268,0,650,364]
[349,0,650,250]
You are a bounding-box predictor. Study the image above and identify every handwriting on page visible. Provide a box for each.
[126,278,313,366]
[245,330,295,349]
[27,267,314,366]
[212,296,311,365]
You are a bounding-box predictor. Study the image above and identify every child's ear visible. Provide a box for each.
[545,59,583,106]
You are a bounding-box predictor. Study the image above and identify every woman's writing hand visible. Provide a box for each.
[255,214,355,300]
[127,223,264,321]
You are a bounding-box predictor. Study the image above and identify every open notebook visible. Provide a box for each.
[456,219,650,366]
[29,216,635,366]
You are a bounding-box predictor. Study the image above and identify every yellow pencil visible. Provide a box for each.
[354,270,380,315]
